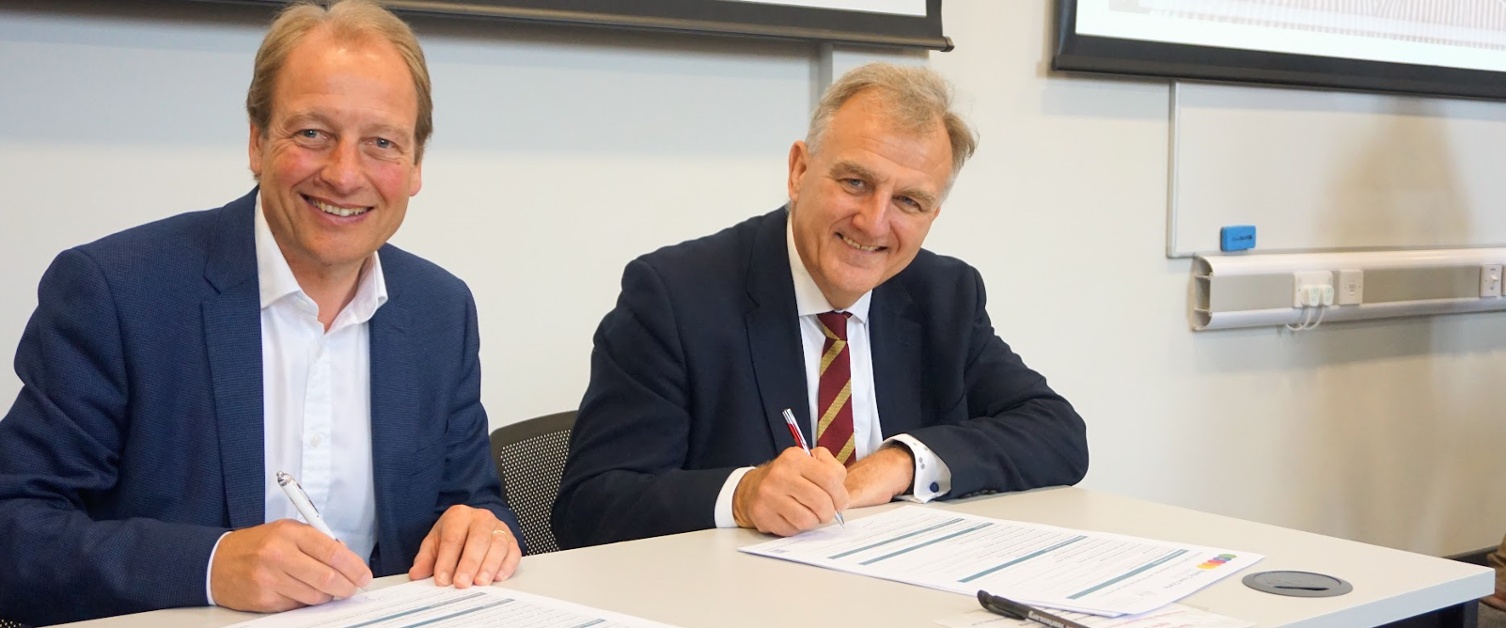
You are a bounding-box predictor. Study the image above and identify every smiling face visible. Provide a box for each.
[249,27,422,282]
[787,89,953,309]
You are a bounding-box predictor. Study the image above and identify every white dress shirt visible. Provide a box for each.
[711,219,953,527]
[205,197,384,603]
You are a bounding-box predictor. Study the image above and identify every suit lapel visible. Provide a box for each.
[871,279,923,437]
[367,257,416,566]
[744,209,811,450]
[202,191,266,529]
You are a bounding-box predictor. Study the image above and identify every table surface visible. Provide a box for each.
[63,486,1492,628]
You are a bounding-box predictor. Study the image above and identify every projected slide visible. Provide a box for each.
[1055,0,1506,100]
[1111,0,1506,46]
[1081,0,1506,71]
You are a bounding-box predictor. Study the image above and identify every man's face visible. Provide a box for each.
[249,28,422,278]
[787,90,953,309]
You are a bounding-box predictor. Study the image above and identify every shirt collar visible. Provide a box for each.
[786,213,870,323]
[254,194,387,324]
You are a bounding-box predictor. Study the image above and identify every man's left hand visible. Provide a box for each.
[844,445,915,508]
[408,505,521,588]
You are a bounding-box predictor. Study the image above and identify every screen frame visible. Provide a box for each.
[1051,0,1506,101]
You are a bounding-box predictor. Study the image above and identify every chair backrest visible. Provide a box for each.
[489,411,575,555]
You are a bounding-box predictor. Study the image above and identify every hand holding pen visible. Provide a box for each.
[276,471,368,595]
[782,409,845,527]
[205,472,372,613]
[729,411,849,536]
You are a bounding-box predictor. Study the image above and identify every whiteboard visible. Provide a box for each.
[1169,81,1506,256]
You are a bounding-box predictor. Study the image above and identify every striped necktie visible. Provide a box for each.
[815,310,855,466]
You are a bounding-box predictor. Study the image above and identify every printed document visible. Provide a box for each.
[741,506,1262,617]
[226,578,679,628]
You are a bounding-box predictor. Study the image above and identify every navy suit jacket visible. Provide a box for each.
[0,190,519,625]
[552,208,1088,549]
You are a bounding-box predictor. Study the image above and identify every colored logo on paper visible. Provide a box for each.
[1197,554,1236,569]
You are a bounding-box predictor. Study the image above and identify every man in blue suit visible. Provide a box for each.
[552,64,1089,549]
[0,1,521,624]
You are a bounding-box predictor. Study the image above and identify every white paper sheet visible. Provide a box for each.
[741,506,1263,617]
[225,578,680,628]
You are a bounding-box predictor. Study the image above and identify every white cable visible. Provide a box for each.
[1283,308,1302,331]
[1285,306,1315,331]
[1305,304,1329,330]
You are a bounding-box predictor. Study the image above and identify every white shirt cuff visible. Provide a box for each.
[205,531,232,606]
[886,434,951,503]
[714,467,756,528]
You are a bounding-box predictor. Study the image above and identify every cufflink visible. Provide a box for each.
[929,482,940,493]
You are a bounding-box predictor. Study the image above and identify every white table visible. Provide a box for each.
[63,487,1491,627]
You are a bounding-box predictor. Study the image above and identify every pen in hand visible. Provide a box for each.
[976,590,1090,628]
[277,471,368,595]
[780,408,846,527]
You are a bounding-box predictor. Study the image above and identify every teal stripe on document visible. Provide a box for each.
[828,518,966,560]
[857,522,993,566]
[341,591,491,627]
[1068,549,1189,600]
[957,535,1086,583]
[568,621,606,628]
[401,599,511,627]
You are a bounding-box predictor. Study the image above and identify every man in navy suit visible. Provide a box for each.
[0,1,521,624]
[552,63,1089,549]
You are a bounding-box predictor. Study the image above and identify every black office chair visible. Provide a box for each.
[489,411,575,556]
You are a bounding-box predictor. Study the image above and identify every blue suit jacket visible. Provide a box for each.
[551,208,1088,549]
[0,190,519,625]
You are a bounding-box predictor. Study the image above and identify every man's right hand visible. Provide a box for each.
[732,447,849,536]
[209,519,373,613]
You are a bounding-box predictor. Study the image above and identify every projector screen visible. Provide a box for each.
[191,0,950,50]
[1053,0,1506,100]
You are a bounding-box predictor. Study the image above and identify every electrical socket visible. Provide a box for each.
[1293,271,1334,307]
[1482,264,1503,298]
[1337,269,1363,305]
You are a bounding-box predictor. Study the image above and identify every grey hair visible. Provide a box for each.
[806,63,978,186]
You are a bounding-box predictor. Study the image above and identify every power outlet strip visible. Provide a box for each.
[1293,271,1334,307]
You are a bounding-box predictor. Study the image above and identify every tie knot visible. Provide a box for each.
[817,311,851,341]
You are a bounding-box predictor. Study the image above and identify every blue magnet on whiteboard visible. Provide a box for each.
[1220,225,1256,252]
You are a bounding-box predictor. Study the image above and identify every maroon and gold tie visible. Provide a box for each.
[815,311,856,466]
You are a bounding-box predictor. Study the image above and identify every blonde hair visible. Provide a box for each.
[806,63,977,183]
[246,0,433,161]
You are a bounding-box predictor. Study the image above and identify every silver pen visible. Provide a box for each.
[276,471,337,538]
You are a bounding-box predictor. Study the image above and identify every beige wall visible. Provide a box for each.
[1,0,1503,557]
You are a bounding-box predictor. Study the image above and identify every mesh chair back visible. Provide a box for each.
[490,411,575,555]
